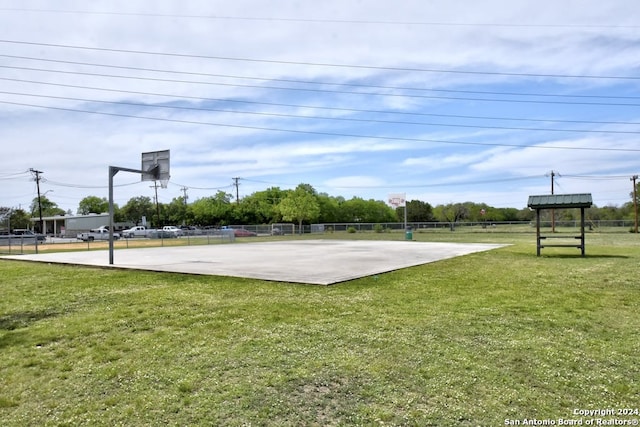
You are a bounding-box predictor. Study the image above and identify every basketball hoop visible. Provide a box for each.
[387,193,406,208]
[108,149,170,266]
[141,150,170,183]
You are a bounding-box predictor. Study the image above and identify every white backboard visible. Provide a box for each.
[141,150,170,182]
[388,193,406,208]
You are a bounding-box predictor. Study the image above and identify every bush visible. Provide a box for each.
[373,224,384,233]
[347,226,357,233]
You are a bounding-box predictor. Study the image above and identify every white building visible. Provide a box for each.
[32,213,131,237]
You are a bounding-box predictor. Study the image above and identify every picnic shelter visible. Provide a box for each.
[527,193,593,257]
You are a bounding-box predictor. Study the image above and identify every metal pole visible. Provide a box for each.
[632,175,638,234]
[108,163,160,265]
[154,181,160,228]
[404,201,408,231]
[551,171,556,233]
[109,166,116,265]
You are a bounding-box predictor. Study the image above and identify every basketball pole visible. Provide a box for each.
[108,164,160,265]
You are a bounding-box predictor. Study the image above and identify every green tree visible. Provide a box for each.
[277,184,320,233]
[30,196,65,218]
[434,203,468,231]
[460,202,489,222]
[516,207,535,221]
[337,197,394,223]
[77,196,109,215]
[340,197,368,223]
[317,193,342,223]
[165,197,188,225]
[595,205,625,221]
[120,196,155,226]
[1,207,32,231]
[398,200,434,222]
[500,207,521,222]
[9,208,33,230]
[234,187,286,224]
[190,191,232,226]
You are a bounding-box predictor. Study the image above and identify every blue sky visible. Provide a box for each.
[1,0,639,214]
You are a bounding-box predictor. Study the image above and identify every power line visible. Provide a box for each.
[4,100,639,153]
[1,8,638,30]
[0,77,640,125]
[4,55,640,101]
[562,174,636,180]
[4,90,639,135]
[2,39,639,81]
[0,170,31,180]
[4,76,639,126]
[166,181,234,191]
[43,179,140,189]
[4,65,640,107]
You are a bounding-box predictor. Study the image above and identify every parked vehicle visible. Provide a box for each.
[233,228,257,237]
[12,229,46,241]
[77,226,120,242]
[149,229,177,239]
[180,225,202,236]
[122,225,152,238]
[271,228,283,236]
[162,226,183,237]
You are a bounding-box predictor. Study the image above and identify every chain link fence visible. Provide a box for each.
[3,220,637,255]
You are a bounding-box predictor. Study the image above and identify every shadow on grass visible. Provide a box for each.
[0,309,64,349]
[0,329,31,349]
[0,309,60,331]
[539,254,630,259]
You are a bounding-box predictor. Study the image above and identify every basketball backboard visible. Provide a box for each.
[141,150,170,183]
[388,193,406,208]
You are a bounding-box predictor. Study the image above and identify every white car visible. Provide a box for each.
[162,226,183,237]
[122,226,150,238]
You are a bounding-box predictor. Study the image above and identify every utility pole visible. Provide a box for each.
[632,175,638,234]
[233,177,240,203]
[30,168,44,233]
[181,186,189,206]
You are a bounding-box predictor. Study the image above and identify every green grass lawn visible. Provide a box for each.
[1,232,639,426]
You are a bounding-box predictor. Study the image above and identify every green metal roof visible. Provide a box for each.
[527,193,592,209]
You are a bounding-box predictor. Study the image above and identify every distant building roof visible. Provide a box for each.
[32,213,109,221]
[527,193,593,209]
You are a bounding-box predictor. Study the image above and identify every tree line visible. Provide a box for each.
[2,183,639,231]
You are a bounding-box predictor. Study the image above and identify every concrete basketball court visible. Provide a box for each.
[3,240,507,285]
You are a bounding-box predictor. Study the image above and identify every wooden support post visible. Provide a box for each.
[536,208,541,256]
[580,207,585,257]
